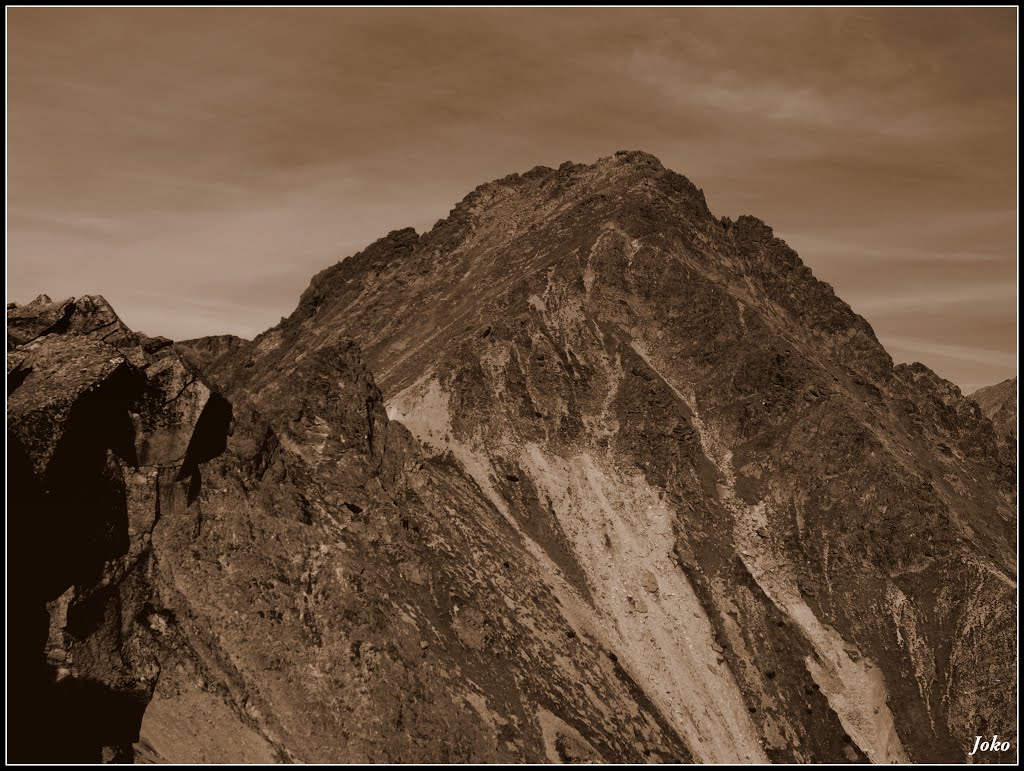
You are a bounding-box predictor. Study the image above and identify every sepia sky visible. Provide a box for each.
[6,7,1017,391]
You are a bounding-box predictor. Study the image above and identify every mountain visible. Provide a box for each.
[971,377,1017,448]
[8,152,1016,763]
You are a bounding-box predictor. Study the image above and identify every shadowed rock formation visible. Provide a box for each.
[7,295,229,763]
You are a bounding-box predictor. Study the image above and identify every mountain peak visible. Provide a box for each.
[284,153,894,394]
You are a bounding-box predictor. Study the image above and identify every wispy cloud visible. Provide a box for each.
[847,281,1016,316]
[882,335,1017,371]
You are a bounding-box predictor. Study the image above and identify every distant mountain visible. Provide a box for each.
[8,152,1016,763]
[971,376,1017,448]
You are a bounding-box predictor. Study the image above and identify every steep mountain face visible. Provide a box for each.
[142,336,690,764]
[190,151,1016,764]
[971,377,1017,449]
[8,152,1016,764]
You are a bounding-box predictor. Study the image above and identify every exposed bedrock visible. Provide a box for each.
[7,295,230,763]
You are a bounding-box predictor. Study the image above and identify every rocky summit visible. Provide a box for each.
[7,152,1017,764]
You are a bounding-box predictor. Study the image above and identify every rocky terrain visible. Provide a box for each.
[7,152,1017,763]
[971,377,1016,448]
[8,294,230,762]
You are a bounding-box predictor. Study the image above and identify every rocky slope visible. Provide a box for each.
[970,377,1016,448]
[8,151,1016,763]
[9,295,690,763]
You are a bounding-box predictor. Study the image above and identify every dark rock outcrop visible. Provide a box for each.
[7,295,229,763]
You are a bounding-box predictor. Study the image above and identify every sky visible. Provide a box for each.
[6,7,1017,391]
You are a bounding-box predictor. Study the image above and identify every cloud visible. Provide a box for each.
[882,335,1017,372]
[847,281,1016,316]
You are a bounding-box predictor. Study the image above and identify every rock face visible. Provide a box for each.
[8,295,230,763]
[8,152,1017,763]
[971,377,1017,447]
